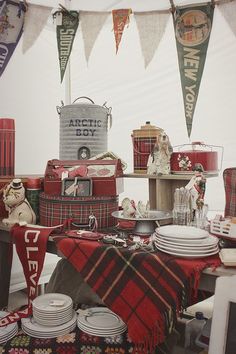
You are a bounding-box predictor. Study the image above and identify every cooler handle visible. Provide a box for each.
[103,102,112,130]
[72,96,95,104]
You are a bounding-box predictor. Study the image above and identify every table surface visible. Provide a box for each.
[1,223,236,310]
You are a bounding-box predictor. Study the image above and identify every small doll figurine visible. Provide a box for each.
[147,131,173,175]
[185,163,206,218]
[2,178,36,227]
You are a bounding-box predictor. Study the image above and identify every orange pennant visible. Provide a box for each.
[112,9,132,53]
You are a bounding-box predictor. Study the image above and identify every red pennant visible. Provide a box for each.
[0,224,61,327]
[112,9,132,53]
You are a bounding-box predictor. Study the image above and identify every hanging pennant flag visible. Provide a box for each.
[112,8,132,53]
[22,4,51,53]
[134,11,169,68]
[0,0,26,77]
[55,9,79,83]
[172,3,214,137]
[80,11,109,64]
[218,1,236,37]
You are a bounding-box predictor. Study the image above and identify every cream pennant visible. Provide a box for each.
[80,11,109,63]
[134,11,169,68]
[112,9,132,53]
[22,4,51,53]
[218,1,236,37]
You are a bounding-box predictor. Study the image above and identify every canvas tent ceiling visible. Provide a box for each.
[1,0,236,212]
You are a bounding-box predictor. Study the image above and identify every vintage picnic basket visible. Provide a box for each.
[43,159,124,196]
[39,193,119,229]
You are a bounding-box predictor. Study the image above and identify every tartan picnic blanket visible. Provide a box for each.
[223,167,236,217]
[55,238,221,353]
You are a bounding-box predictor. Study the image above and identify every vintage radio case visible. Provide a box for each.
[43,159,124,196]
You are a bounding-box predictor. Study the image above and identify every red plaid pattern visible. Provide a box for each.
[223,168,236,217]
[39,193,118,229]
[55,238,221,352]
[133,137,157,172]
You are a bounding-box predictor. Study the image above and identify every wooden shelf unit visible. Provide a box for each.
[123,173,218,211]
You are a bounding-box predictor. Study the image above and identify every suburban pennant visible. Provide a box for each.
[0,0,26,77]
[112,8,132,53]
[55,9,79,83]
[172,3,214,137]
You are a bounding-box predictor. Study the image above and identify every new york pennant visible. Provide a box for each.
[172,3,214,138]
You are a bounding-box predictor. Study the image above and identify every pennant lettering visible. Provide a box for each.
[172,3,214,137]
[112,9,132,53]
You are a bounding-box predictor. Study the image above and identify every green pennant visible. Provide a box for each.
[172,3,214,138]
[56,10,79,83]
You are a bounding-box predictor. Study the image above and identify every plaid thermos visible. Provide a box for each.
[0,118,15,177]
[26,178,41,223]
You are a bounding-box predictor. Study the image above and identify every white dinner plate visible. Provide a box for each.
[154,235,219,249]
[156,225,209,239]
[22,322,76,339]
[77,321,126,337]
[32,293,73,313]
[0,311,18,337]
[77,307,126,331]
[22,311,76,334]
[155,244,219,258]
[154,240,219,254]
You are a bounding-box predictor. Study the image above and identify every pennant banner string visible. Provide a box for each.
[24,0,236,13]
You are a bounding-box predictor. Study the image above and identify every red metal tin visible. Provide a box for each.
[132,122,163,174]
[170,142,223,174]
[0,118,15,177]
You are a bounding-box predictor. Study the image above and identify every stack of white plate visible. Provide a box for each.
[0,311,18,344]
[21,312,77,339]
[22,293,76,339]
[77,307,127,337]
[32,293,73,326]
[153,225,219,258]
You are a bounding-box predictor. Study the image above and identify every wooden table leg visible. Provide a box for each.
[0,240,13,309]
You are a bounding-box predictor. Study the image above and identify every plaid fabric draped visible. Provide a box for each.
[223,167,236,217]
[55,238,221,353]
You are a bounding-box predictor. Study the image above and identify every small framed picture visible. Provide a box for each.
[75,178,92,197]
[62,178,77,196]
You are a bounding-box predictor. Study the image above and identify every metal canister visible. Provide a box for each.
[132,121,163,174]
[0,118,15,177]
[57,96,112,160]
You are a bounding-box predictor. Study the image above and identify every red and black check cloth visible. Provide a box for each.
[55,238,221,353]
[223,167,236,217]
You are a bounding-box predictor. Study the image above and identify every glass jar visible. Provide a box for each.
[173,204,191,226]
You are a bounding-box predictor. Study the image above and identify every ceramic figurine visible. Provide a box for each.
[185,164,206,213]
[121,197,136,218]
[147,131,173,175]
[2,178,36,227]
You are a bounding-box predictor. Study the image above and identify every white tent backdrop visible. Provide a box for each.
[1,0,236,212]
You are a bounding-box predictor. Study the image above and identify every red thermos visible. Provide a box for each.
[0,118,15,177]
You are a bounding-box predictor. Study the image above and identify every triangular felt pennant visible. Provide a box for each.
[112,8,132,53]
[80,11,109,64]
[22,4,51,53]
[0,224,57,327]
[218,1,236,37]
[172,3,214,138]
[56,9,79,83]
[0,0,26,77]
[134,11,169,68]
